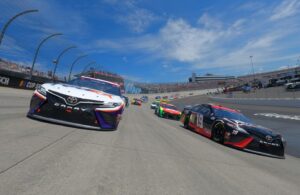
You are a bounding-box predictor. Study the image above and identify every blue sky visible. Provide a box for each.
[0,0,300,82]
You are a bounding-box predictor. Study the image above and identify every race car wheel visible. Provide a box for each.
[183,116,190,129]
[212,122,225,144]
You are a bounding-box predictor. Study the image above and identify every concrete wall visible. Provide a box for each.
[126,88,221,100]
[209,96,300,108]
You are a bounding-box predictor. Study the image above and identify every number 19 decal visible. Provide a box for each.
[197,114,203,128]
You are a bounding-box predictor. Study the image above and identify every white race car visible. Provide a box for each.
[27,76,124,130]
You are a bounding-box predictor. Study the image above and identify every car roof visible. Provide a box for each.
[161,103,176,107]
[208,104,240,113]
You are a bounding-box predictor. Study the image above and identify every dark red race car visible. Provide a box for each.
[180,104,286,158]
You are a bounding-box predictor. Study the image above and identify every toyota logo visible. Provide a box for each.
[265,135,273,142]
[66,96,78,104]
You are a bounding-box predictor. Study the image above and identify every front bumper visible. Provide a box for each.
[27,91,123,130]
[163,112,181,120]
[27,113,102,130]
[150,105,157,109]
[224,133,285,158]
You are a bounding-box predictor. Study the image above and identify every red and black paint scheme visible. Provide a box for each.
[180,104,286,158]
[27,76,125,130]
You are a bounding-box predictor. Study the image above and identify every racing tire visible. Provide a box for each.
[183,116,190,129]
[212,122,225,144]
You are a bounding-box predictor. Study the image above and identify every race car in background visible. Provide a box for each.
[180,104,286,158]
[141,96,149,103]
[27,76,124,130]
[131,98,142,106]
[155,103,181,120]
[122,95,129,107]
[150,101,159,109]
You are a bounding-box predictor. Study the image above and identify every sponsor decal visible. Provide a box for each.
[265,135,273,142]
[259,140,280,147]
[25,81,36,89]
[0,76,10,86]
[254,113,300,121]
[66,96,78,104]
[54,102,87,112]
[232,130,239,135]
[19,80,24,87]
[19,80,37,89]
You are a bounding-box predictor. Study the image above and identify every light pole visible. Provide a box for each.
[52,45,76,81]
[249,55,255,82]
[0,9,39,46]
[82,61,96,74]
[30,33,63,79]
[68,55,88,81]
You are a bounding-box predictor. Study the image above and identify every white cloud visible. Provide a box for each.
[87,1,300,76]
[117,8,158,33]
[197,13,222,29]
[157,18,225,62]
[270,0,300,21]
[103,0,159,33]
[88,17,235,63]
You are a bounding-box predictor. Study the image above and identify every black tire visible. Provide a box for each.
[183,116,190,129]
[212,122,225,144]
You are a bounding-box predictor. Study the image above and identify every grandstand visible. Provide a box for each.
[0,58,53,79]
[189,73,235,83]
[132,81,229,94]
[0,58,59,83]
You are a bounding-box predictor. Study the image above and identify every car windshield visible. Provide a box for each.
[213,108,251,123]
[68,77,121,96]
[162,104,177,110]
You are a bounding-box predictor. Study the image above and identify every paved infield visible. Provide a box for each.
[0,87,300,195]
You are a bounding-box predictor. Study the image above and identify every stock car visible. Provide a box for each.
[180,104,286,158]
[155,103,181,120]
[150,101,159,109]
[131,98,142,106]
[27,76,125,130]
[122,95,129,107]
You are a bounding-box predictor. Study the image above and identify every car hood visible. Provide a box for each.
[227,118,279,138]
[163,108,181,115]
[42,83,123,104]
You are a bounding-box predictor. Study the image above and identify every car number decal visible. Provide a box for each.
[197,113,203,128]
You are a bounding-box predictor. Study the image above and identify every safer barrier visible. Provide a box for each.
[209,96,300,108]
[0,70,53,90]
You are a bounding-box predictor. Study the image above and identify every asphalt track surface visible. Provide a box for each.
[0,87,300,195]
